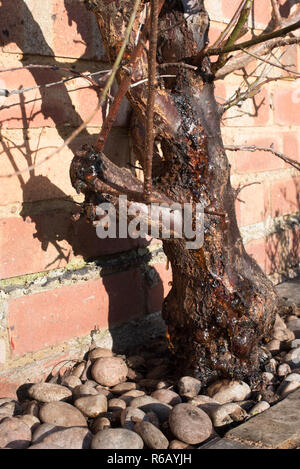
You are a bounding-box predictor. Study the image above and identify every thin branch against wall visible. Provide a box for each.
[224,144,300,171]
[0,0,142,179]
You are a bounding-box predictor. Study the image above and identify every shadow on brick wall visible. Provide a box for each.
[0,1,167,350]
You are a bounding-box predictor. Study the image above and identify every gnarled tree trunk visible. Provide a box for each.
[73,0,278,386]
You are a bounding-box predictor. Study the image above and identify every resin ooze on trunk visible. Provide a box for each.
[72,0,278,386]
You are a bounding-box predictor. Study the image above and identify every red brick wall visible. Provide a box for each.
[0,0,299,396]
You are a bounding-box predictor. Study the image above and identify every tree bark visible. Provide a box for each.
[75,0,278,386]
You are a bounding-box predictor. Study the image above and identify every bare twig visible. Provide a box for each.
[240,47,300,76]
[224,144,300,171]
[210,0,248,50]
[271,0,281,28]
[144,0,159,202]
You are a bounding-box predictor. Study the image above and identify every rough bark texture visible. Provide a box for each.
[71,0,278,386]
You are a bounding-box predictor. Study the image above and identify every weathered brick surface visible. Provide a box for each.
[271,177,300,218]
[7,269,144,357]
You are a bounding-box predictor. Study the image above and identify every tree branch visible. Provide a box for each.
[224,144,300,171]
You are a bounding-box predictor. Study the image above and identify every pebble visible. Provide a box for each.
[168,404,213,445]
[108,398,127,413]
[72,383,99,400]
[188,395,220,415]
[262,372,274,383]
[70,362,86,379]
[169,440,192,449]
[265,358,277,374]
[0,417,32,449]
[134,421,169,449]
[249,401,270,416]
[177,376,201,398]
[91,357,128,387]
[88,347,113,360]
[207,380,251,404]
[120,408,146,431]
[28,383,72,403]
[265,339,281,354]
[91,416,111,433]
[119,390,145,405]
[209,403,247,427]
[111,382,137,394]
[277,363,291,377]
[284,346,300,367]
[151,389,182,406]
[91,428,144,449]
[16,414,40,432]
[129,396,172,422]
[32,423,64,444]
[74,395,107,418]
[61,375,82,390]
[39,401,87,427]
[28,442,63,449]
[36,426,93,449]
[277,380,300,398]
[285,373,300,383]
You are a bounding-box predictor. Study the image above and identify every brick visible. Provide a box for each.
[274,87,300,126]
[0,69,80,129]
[52,0,105,60]
[271,177,300,217]
[235,182,268,227]
[145,263,172,315]
[245,238,270,274]
[282,132,300,165]
[224,86,271,127]
[234,136,284,173]
[252,0,272,29]
[226,389,300,449]
[0,339,6,364]
[0,213,145,280]
[7,269,144,357]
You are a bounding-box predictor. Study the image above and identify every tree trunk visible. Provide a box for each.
[77,0,278,386]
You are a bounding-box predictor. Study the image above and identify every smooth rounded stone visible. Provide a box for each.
[249,401,270,416]
[273,327,295,342]
[28,383,72,403]
[0,402,16,417]
[177,376,201,398]
[265,358,277,374]
[28,442,63,449]
[21,400,40,417]
[145,411,160,428]
[274,314,287,330]
[91,428,144,449]
[188,395,220,416]
[61,375,82,390]
[16,414,40,432]
[111,382,137,395]
[74,395,107,418]
[80,359,92,382]
[119,390,145,405]
[126,355,145,369]
[277,363,292,377]
[285,373,300,383]
[0,410,14,422]
[0,399,21,415]
[287,318,300,331]
[129,396,172,422]
[134,421,169,449]
[95,387,113,400]
[265,339,281,354]
[287,338,300,349]
[90,417,111,433]
[209,403,247,427]
[120,408,147,431]
[168,404,213,445]
[262,372,274,383]
[91,357,128,387]
[284,347,300,367]
[0,398,16,406]
[39,401,87,427]
[156,380,171,390]
[169,440,192,449]
[0,417,32,449]
[70,362,86,379]
[151,389,182,406]
[72,383,99,400]
[108,398,126,413]
[32,423,65,443]
[88,347,113,360]
[207,380,251,404]
[37,426,93,449]
[277,380,300,398]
